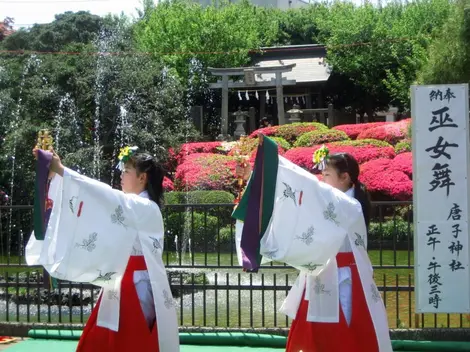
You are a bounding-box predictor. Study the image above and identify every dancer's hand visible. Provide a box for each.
[32,148,64,177]
[49,149,64,177]
[235,163,252,181]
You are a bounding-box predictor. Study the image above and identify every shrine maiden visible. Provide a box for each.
[233,138,392,352]
[26,146,179,352]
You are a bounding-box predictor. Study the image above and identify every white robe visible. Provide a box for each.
[235,156,392,351]
[26,167,179,352]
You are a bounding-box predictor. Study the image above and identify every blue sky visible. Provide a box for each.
[5,0,375,29]
[5,0,147,29]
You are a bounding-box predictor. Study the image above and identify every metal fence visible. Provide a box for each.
[0,202,468,330]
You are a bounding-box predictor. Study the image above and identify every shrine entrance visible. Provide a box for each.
[208,64,296,139]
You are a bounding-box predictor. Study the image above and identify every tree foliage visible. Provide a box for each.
[316,0,452,113]
[134,0,281,80]
[134,0,453,117]
[0,12,198,205]
[418,0,470,84]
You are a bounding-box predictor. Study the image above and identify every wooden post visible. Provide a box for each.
[248,107,256,134]
[306,89,312,109]
[275,72,286,125]
[327,104,334,128]
[221,75,229,136]
[260,95,266,126]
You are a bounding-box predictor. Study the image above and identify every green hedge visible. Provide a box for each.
[165,190,234,205]
[330,138,392,148]
[369,219,412,243]
[164,191,235,251]
[293,129,349,147]
[269,137,292,150]
[394,139,412,154]
[166,212,222,251]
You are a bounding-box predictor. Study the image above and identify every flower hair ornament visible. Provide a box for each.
[313,145,330,171]
[117,146,139,171]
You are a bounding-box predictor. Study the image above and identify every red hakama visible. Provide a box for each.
[77,256,159,352]
[286,252,379,352]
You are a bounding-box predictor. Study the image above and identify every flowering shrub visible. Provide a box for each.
[293,130,349,147]
[248,126,278,138]
[216,141,238,154]
[357,119,411,145]
[390,152,412,178]
[227,137,288,163]
[276,122,328,143]
[333,122,390,139]
[248,122,328,143]
[283,147,317,170]
[360,158,412,200]
[284,141,396,171]
[394,139,411,154]
[169,142,224,170]
[174,153,238,193]
[227,138,259,157]
[163,177,174,192]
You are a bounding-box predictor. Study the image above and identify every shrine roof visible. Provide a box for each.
[251,44,330,84]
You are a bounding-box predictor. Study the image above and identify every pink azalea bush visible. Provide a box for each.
[174,153,238,193]
[227,137,288,157]
[163,177,175,192]
[284,141,395,170]
[168,142,224,170]
[357,119,411,145]
[360,158,412,200]
[333,122,390,139]
[249,122,328,143]
[169,121,415,201]
[390,152,412,178]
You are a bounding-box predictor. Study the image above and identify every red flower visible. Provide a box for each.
[168,141,224,170]
[360,158,412,200]
[283,143,395,170]
[248,126,278,138]
[333,122,391,139]
[163,177,174,192]
[174,153,238,193]
[357,119,411,145]
[249,122,328,143]
[390,152,412,178]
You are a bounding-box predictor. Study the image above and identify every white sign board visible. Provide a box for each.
[411,84,470,313]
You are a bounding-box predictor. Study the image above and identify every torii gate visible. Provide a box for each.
[208,64,296,137]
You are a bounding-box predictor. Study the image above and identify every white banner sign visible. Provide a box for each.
[411,84,470,313]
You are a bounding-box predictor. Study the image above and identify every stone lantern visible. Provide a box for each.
[287,104,303,124]
[233,106,248,139]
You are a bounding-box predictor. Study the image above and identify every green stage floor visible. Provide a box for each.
[3,330,470,352]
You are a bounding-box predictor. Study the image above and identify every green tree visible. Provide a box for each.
[317,0,451,114]
[0,12,197,205]
[134,0,282,80]
[275,5,328,45]
[418,0,470,84]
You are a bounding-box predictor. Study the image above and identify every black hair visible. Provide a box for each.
[260,117,269,125]
[326,153,371,228]
[127,152,165,208]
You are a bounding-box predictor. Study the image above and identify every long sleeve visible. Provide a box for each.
[259,156,365,272]
[26,167,160,286]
